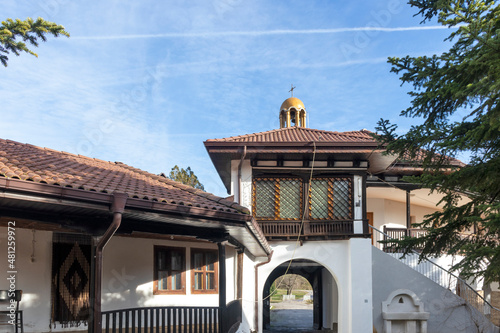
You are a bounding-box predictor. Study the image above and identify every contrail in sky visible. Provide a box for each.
[73,26,450,40]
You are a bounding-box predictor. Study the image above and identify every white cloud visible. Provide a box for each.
[71,25,450,40]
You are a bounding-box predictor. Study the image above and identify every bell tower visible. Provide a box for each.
[279,97,307,128]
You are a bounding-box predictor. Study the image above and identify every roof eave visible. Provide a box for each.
[204,141,380,148]
[0,178,271,256]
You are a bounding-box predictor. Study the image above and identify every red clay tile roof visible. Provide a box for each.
[395,149,466,167]
[0,139,246,214]
[205,127,376,143]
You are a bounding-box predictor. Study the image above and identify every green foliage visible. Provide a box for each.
[168,165,205,190]
[269,288,309,303]
[375,0,500,283]
[270,288,285,303]
[0,17,69,67]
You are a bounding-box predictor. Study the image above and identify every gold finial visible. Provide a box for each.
[289,84,296,97]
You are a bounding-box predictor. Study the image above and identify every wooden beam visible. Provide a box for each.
[236,251,243,301]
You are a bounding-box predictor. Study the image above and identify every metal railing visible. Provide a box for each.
[101,306,219,333]
[370,225,500,324]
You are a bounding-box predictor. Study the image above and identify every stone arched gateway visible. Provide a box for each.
[262,259,339,331]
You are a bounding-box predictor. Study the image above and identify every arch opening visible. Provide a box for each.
[263,259,339,332]
[268,274,313,330]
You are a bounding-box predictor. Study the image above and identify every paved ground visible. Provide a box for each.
[264,299,322,333]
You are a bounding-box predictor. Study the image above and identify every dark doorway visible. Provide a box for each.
[263,260,325,332]
[267,274,313,330]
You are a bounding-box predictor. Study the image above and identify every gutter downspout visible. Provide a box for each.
[254,251,273,332]
[92,192,128,333]
[237,146,247,204]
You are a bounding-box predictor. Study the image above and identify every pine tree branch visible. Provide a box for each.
[0,17,69,67]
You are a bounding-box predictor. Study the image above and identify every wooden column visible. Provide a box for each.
[236,250,243,301]
[218,243,226,333]
[88,238,97,333]
[312,269,322,330]
[406,190,411,230]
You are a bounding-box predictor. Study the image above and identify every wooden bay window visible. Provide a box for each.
[253,176,352,221]
[253,178,303,220]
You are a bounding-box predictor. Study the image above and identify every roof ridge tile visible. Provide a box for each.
[205,126,378,143]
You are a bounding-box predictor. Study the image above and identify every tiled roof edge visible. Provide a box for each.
[205,127,377,143]
[0,138,248,215]
[110,160,250,214]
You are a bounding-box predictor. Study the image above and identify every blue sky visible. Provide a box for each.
[2,0,454,197]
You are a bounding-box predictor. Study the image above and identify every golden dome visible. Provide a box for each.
[279,97,307,128]
[280,97,305,111]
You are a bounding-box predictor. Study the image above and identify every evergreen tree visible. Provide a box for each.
[168,165,205,191]
[1,17,69,67]
[375,0,500,283]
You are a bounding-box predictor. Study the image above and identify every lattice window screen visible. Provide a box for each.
[253,177,351,220]
[333,179,352,219]
[254,179,276,218]
[309,178,352,220]
[279,179,301,219]
[253,178,302,220]
[310,179,330,219]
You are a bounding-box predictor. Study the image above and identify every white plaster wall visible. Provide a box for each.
[239,251,257,333]
[322,267,338,329]
[367,198,439,230]
[254,239,372,333]
[0,228,238,333]
[231,159,237,198]
[353,175,364,234]
[366,198,386,230]
[0,228,78,332]
[102,236,235,309]
[230,159,252,210]
[372,248,499,333]
[386,252,464,278]
[384,199,408,226]
[348,238,373,333]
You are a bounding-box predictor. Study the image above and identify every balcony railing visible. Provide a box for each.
[101,306,219,333]
[370,225,500,326]
[258,220,353,239]
[380,226,427,252]
[101,301,242,333]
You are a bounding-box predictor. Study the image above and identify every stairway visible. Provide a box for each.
[371,226,500,333]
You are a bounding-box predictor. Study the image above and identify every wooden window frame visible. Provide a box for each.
[190,248,218,295]
[153,246,186,295]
